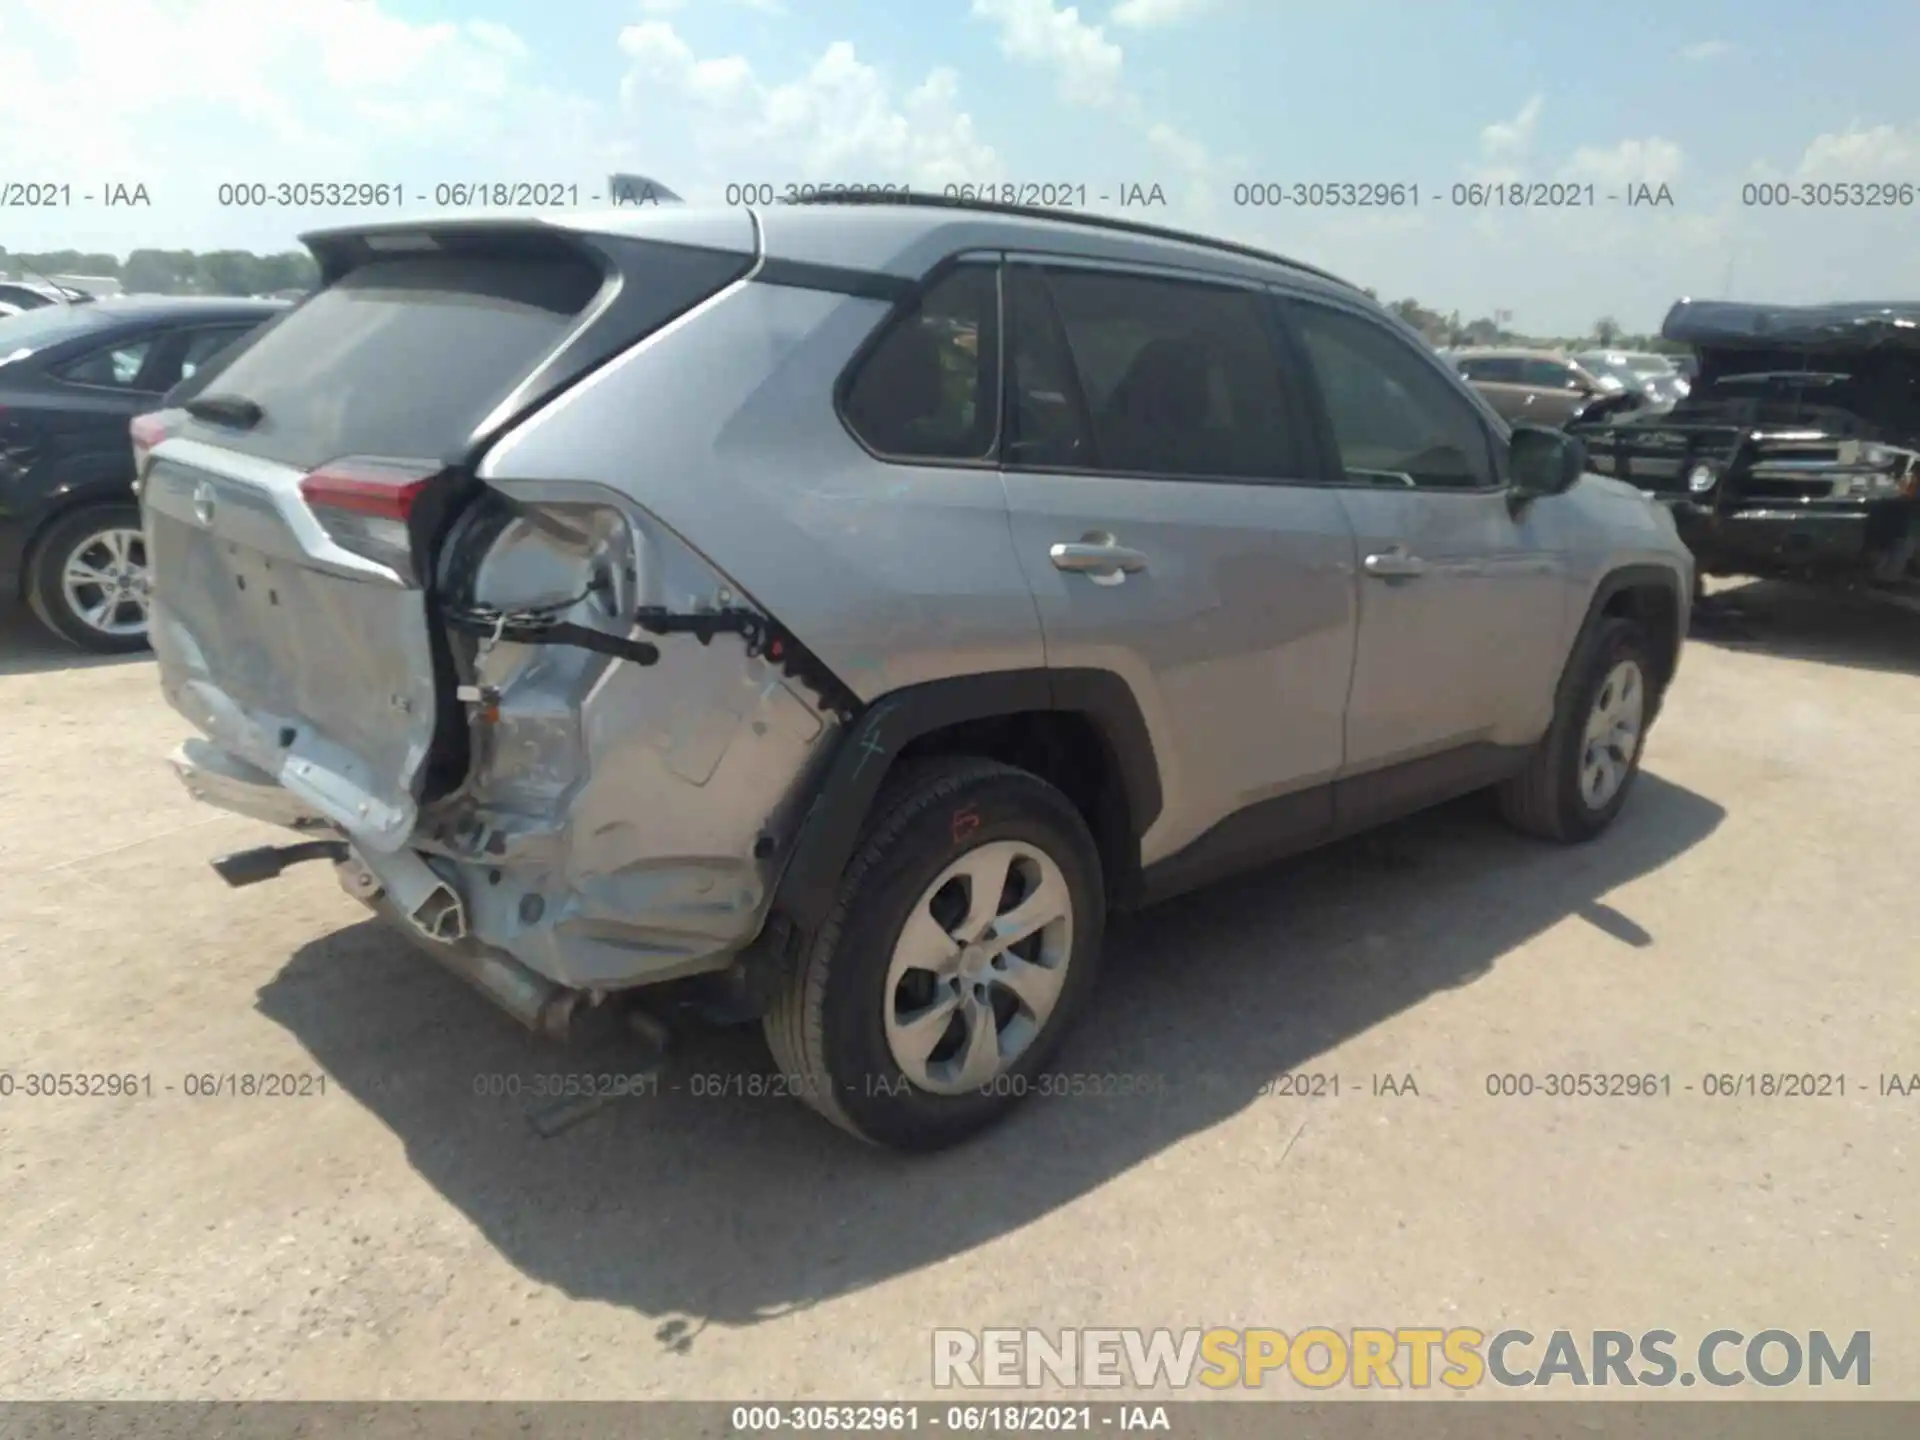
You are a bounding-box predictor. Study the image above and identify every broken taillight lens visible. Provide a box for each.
[299,457,444,580]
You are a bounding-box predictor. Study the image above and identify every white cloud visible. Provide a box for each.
[1794,122,1919,176]
[970,0,1125,108]
[0,0,606,250]
[1560,137,1685,188]
[1111,0,1219,28]
[1480,94,1545,156]
[641,0,786,11]
[968,0,1216,200]
[1679,39,1729,61]
[616,22,998,189]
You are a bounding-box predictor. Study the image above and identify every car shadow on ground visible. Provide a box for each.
[256,770,1724,1341]
[1690,580,1920,675]
[0,612,147,678]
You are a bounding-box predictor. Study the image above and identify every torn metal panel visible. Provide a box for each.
[419,484,846,991]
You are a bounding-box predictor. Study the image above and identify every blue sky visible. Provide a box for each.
[4,0,1918,332]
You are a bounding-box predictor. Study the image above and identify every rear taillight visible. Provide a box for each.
[300,459,435,520]
[130,412,167,484]
[299,457,443,580]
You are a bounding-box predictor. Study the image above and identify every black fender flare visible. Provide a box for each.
[1558,562,1688,716]
[767,667,1161,940]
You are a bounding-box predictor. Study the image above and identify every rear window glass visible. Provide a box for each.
[179,253,607,469]
[0,303,119,356]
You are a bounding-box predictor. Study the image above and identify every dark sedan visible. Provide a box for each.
[0,296,287,651]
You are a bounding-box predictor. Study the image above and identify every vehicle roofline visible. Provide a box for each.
[297,196,1361,294]
[775,189,1361,292]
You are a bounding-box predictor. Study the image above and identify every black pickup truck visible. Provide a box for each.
[1568,299,1920,589]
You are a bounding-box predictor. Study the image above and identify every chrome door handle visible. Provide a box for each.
[1363,548,1427,579]
[1051,540,1149,581]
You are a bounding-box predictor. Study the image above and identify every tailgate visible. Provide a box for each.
[144,441,441,850]
[138,217,757,851]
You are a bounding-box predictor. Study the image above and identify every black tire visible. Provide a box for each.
[1498,616,1655,843]
[26,504,152,654]
[764,756,1105,1151]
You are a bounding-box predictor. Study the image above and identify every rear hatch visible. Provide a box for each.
[139,216,756,852]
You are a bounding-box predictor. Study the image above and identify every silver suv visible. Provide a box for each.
[138,195,1692,1151]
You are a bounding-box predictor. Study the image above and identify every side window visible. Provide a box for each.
[1036,267,1301,479]
[842,265,999,460]
[55,336,158,390]
[1290,301,1496,491]
[1521,358,1579,389]
[1004,265,1095,467]
[176,327,251,383]
[1467,356,1523,383]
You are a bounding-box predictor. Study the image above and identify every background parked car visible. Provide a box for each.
[0,280,98,311]
[0,296,287,652]
[1575,349,1691,409]
[1449,347,1620,426]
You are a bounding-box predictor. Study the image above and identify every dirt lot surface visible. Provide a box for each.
[1,581,1915,1401]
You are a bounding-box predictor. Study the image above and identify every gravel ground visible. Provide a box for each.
[0,581,1914,1401]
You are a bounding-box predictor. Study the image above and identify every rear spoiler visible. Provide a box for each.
[609,174,683,205]
[1663,298,1920,351]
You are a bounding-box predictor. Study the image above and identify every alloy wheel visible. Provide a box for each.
[1579,659,1645,808]
[59,526,150,640]
[882,839,1075,1096]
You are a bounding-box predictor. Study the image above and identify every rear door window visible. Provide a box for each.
[174,326,255,384]
[1521,358,1582,389]
[842,264,1000,461]
[1035,266,1302,480]
[1463,356,1524,383]
[172,252,611,469]
[54,335,161,390]
[1002,265,1096,468]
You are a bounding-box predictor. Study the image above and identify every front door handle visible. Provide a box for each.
[1363,547,1427,579]
[1051,537,1149,586]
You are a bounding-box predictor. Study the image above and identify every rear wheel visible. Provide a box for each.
[1498,616,1654,843]
[26,505,152,654]
[764,757,1105,1151]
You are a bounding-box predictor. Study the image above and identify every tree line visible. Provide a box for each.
[0,246,319,297]
[1361,291,1681,353]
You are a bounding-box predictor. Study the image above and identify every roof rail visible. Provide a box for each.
[779,188,1359,292]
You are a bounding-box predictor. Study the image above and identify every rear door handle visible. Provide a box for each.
[1363,547,1427,579]
[1051,539,1149,585]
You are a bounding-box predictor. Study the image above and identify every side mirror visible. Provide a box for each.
[1508,423,1587,500]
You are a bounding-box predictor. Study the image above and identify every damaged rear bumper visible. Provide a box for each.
[168,660,834,1008]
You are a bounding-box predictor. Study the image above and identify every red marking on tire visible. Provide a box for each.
[951,803,981,844]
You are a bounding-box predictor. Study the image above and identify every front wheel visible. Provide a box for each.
[764,757,1105,1151]
[26,504,152,654]
[1498,616,1655,843]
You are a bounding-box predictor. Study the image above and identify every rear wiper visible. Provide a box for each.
[184,393,264,428]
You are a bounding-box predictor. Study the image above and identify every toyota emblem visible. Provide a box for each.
[192,480,216,526]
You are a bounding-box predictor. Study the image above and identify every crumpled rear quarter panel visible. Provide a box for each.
[425,485,836,991]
